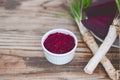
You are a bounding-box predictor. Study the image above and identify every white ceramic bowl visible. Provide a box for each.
[41,29,78,65]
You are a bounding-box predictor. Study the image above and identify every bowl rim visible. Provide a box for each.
[91,31,120,48]
[41,28,78,56]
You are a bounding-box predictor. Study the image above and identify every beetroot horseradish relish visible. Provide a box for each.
[44,32,75,54]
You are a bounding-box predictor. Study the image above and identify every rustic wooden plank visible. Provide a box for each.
[0,0,119,80]
[0,54,109,79]
[0,72,109,80]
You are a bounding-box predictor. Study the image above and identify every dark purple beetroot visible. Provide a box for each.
[86,0,117,18]
[81,0,117,39]
[44,32,75,54]
[82,14,115,39]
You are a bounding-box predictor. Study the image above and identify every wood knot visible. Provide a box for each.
[0,0,21,10]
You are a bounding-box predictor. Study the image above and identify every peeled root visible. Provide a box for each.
[78,21,118,80]
[84,25,117,75]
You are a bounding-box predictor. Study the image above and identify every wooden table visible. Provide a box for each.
[0,0,119,80]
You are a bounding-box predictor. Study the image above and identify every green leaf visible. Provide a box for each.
[82,0,92,10]
[116,0,120,13]
[68,0,91,22]
[71,0,81,21]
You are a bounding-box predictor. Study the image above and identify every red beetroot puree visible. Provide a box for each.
[44,32,75,54]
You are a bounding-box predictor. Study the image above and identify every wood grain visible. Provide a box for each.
[0,0,119,80]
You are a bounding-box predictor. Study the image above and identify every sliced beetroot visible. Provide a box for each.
[81,0,117,39]
[86,0,117,18]
[81,14,115,39]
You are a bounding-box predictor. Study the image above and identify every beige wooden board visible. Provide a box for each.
[0,0,119,80]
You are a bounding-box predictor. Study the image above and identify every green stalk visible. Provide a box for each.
[68,0,91,22]
[116,0,120,13]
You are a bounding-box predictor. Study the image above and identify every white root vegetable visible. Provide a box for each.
[84,16,120,80]
[84,25,117,74]
[117,70,120,79]
[77,21,119,80]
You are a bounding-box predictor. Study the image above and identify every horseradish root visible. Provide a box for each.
[84,16,120,80]
[79,22,118,80]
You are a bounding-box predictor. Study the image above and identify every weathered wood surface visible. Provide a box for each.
[0,0,119,80]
